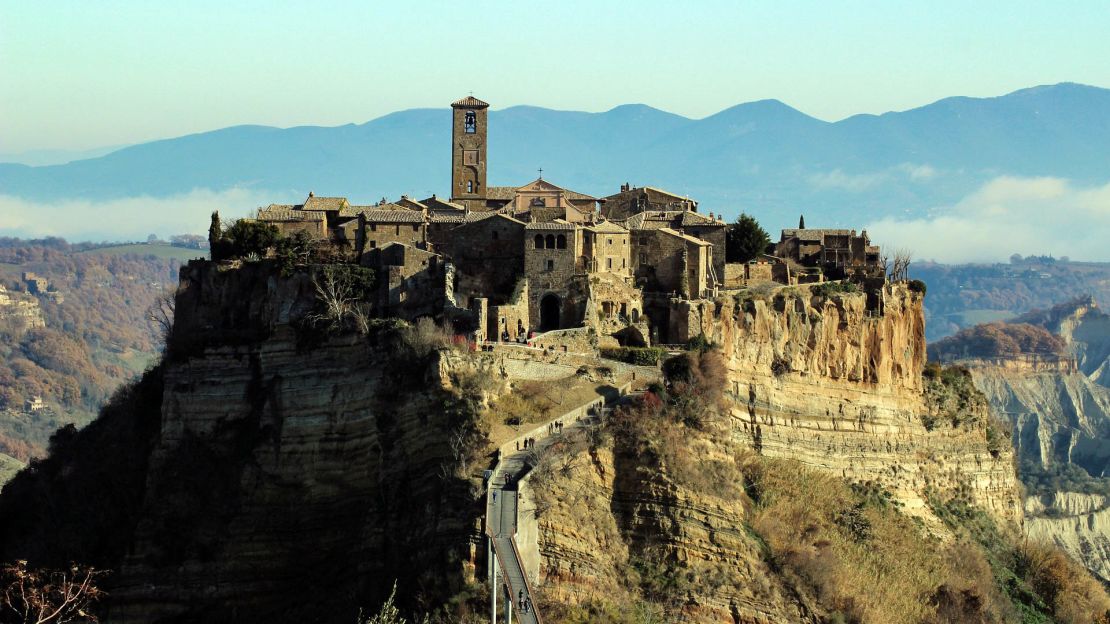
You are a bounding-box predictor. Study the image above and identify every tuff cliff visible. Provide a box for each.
[684,284,1021,524]
[949,298,1110,584]
[0,261,505,622]
[527,284,1026,623]
[0,270,1034,623]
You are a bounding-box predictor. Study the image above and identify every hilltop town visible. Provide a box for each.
[231,95,885,348]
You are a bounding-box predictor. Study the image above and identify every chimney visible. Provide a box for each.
[621,182,630,193]
[308,191,315,198]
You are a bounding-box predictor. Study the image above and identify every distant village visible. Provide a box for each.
[228,96,884,346]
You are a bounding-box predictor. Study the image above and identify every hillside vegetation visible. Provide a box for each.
[0,237,181,461]
[928,323,1068,362]
[917,260,1110,342]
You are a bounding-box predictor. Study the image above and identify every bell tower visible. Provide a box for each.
[450,95,489,207]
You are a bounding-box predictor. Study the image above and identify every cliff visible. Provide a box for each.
[0,261,505,622]
[0,284,45,334]
[684,284,1020,525]
[0,270,1035,623]
[526,284,1026,623]
[944,297,1110,584]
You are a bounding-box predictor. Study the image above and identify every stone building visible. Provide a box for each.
[247,96,887,350]
[601,184,697,220]
[362,242,445,319]
[775,217,882,280]
[358,208,427,251]
[624,209,726,284]
[450,96,489,210]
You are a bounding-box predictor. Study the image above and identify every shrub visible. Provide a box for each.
[686,333,716,352]
[274,230,314,276]
[811,281,859,298]
[600,347,665,366]
[908,279,927,294]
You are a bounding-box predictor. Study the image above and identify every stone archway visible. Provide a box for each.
[539,293,561,332]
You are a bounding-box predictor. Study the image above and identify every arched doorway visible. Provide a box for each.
[539,294,560,331]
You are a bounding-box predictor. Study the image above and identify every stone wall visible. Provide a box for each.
[448,216,526,303]
[364,220,425,250]
[489,279,531,341]
[631,229,688,295]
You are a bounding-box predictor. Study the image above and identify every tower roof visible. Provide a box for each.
[451,95,489,109]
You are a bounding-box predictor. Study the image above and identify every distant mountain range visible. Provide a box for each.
[3,82,1109,231]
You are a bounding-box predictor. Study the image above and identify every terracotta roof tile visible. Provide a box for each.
[451,96,489,108]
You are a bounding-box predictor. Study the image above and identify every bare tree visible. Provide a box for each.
[305,266,370,334]
[889,248,913,282]
[147,287,177,346]
[0,561,106,623]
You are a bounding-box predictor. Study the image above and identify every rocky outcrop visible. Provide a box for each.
[104,261,501,622]
[950,297,1110,582]
[526,284,1023,622]
[532,443,815,623]
[1025,492,1110,582]
[972,364,1110,474]
[0,284,45,334]
[685,284,1021,526]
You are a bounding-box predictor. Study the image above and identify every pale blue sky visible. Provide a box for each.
[3,0,1109,153]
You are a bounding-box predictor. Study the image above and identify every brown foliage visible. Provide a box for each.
[1015,541,1110,624]
[928,321,1067,361]
[0,560,106,623]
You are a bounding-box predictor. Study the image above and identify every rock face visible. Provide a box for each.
[685,285,1021,525]
[529,284,1023,622]
[952,297,1110,582]
[968,356,1110,583]
[972,362,1110,475]
[108,262,497,622]
[0,284,45,334]
[1025,492,1110,582]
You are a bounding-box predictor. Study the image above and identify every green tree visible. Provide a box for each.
[223,219,280,259]
[725,213,771,263]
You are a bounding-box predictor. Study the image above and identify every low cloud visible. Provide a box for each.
[809,169,887,192]
[809,163,939,192]
[867,176,1110,263]
[0,189,272,242]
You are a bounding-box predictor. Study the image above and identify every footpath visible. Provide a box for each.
[484,381,633,624]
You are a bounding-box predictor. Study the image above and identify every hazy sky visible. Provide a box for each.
[3,0,1110,153]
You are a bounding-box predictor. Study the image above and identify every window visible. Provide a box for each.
[546,260,554,271]
[534,234,544,249]
[466,180,473,193]
[556,234,566,249]
[395,225,400,235]
[608,238,613,245]
[464,111,476,133]
[607,258,613,269]
[369,240,377,249]
[371,223,377,232]
[545,234,555,249]
[412,224,419,232]
[622,258,626,268]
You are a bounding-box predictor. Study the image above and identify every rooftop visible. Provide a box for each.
[357,209,426,223]
[451,95,489,109]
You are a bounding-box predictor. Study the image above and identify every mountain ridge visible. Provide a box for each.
[2,82,1109,230]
